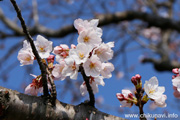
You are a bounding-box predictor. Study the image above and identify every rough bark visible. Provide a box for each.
[0,86,126,120]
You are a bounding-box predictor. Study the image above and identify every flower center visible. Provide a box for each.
[79,52,84,59]
[71,65,76,70]
[59,66,64,72]
[39,46,45,52]
[95,49,102,55]
[83,36,89,43]
[89,62,95,69]
[25,56,31,61]
[149,89,155,94]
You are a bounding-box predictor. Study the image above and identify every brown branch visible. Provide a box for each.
[0,86,126,120]
[141,58,180,71]
[2,10,180,38]
[80,66,95,107]
[10,0,49,96]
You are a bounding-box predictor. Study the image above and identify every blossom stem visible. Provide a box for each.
[136,89,147,120]
[10,0,49,96]
[80,66,95,107]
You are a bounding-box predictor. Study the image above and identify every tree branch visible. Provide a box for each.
[10,0,49,96]
[141,58,180,71]
[80,66,95,107]
[0,86,126,120]
[2,10,180,38]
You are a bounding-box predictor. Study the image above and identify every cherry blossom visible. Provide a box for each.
[17,40,34,66]
[69,43,91,64]
[74,18,102,37]
[78,28,102,48]
[101,62,114,78]
[53,44,69,62]
[144,76,165,99]
[22,40,31,50]
[17,49,34,66]
[83,55,102,77]
[154,94,167,107]
[93,42,114,62]
[172,76,180,92]
[173,86,180,99]
[24,75,51,96]
[80,81,98,96]
[62,57,79,80]
[79,76,104,96]
[34,35,52,58]
[116,89,134,107]
[52,61,66,80]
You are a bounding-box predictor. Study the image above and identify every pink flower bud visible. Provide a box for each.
[47,55,55,63]
[135,74,141,81]
[128,93,134,99]
[172,68,179,74]
[116,93,125,101]
[53,44,69,55]
[131,76,137,85]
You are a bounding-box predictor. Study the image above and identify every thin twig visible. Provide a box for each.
[46,68,57,105]
[10,0,49,96]
[80,66,95,107]
[136,89,147,120]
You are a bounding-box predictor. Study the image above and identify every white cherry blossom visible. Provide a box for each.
[144,76,165,99]
[22,40,31,50]
[101,62,114,78]
[78,28,102,48]
[34,35,52,58]
[53,44,69,62]
[154,94,167,107]
[52,61,66,80]
[17,49,34,66]
[69,43,91,64]
[80,80,98,96]
[25,84,40,96]
[74,18,102,37]
[172,76,180,92]
[25,83,51,96]
[62,57,79,80]
[93,76,105,86]
[24,75,51,96]
[83,55,102,77]
[93,42,114,62]
[79,76,104,96]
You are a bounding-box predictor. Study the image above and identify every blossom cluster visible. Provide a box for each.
[116,75,167,108]
[17,18,114,96]
[52,19,114,96]
[172,68,180,98]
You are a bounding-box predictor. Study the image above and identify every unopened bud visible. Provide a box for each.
[47,55,55,63]
[172,68,179,74]
[116,93,125,101]
[128,93,134,99]
[135,74,141,82]
[131,76,137,85]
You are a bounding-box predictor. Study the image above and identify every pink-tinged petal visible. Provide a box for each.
[154,94,167,107]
